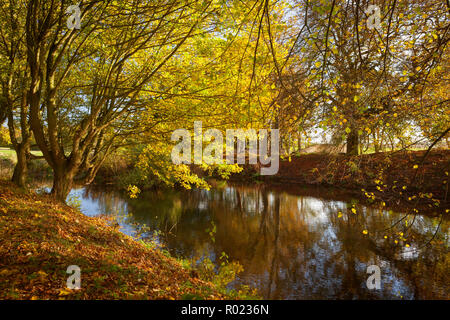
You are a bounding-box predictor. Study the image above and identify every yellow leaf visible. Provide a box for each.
[0,269,10,275]
[37,270,48,277]
[59,289,73,296]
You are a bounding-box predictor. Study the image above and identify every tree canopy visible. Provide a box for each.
[0,0,448,201]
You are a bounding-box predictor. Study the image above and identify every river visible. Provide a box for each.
[57,182,448,299]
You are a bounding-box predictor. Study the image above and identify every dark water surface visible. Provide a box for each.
[65,183,449,299]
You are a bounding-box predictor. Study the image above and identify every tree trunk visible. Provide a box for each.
[346,128,359,156]
[51,168,74,202]
[297,133,302,151]
[12,143,29,188]
[0,108,6,125]
[373,131,380,153]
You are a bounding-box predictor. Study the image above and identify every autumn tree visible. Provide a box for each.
[22,0,218,200]
[0,0,36,187]
[286,0,449,154]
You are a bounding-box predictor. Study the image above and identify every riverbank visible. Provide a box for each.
[0,180,247,300]
[240,149,449,212]
[1,147,448,212]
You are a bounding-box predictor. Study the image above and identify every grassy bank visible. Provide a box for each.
[0,180,249,300]
[0,147,50,180]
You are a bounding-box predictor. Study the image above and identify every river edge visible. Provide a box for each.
[0,180,258,300]
[1,149,448,215]
[229,150,449,215]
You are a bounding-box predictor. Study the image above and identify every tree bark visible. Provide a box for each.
[6,86,32,188]
[346,128,359,156]
[51,167,74,202]
[0,109,6,125]
[11,142,30,188]
[297,133,302,151]
[373,131,380,153]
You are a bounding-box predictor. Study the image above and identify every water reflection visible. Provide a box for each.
[69,183,449,299]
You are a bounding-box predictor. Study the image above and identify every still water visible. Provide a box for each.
[66,182,449,299]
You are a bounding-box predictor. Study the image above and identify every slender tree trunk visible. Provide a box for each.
[11,142,30,187]
[0,109,6,126]
[7,91,32,188]
[297,133,302,152]
[346,128,359,156]
[373,131,380,153]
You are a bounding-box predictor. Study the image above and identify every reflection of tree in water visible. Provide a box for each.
[291,196,449,299]
[82,183,448,299]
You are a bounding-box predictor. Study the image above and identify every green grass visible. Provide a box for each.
[0,147,43,163]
